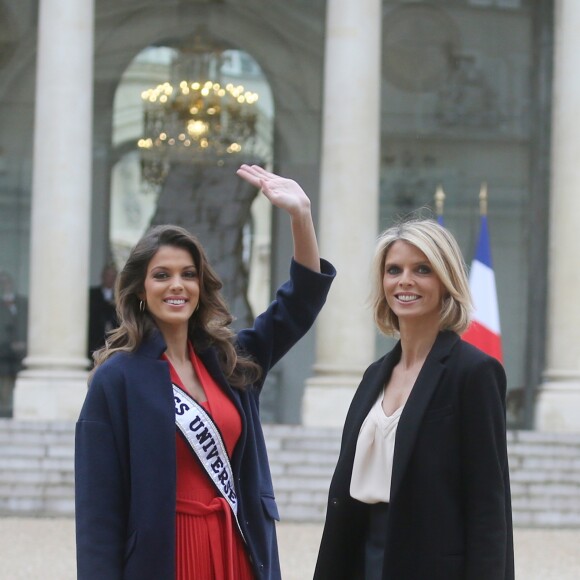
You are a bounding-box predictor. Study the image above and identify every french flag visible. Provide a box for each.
[462,215,503,362]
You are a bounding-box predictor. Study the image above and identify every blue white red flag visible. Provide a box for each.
[462,215,503,362]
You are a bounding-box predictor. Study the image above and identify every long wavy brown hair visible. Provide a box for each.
[91,225,261,389]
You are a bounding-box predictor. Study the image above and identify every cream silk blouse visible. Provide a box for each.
[349,393,403,504]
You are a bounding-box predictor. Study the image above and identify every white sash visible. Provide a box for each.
[172,383,244,539]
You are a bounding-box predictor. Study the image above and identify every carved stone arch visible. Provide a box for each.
[96,2,326,335]
[93,2,324,162]
[103,9,283,326]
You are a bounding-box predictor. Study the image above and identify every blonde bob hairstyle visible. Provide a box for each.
[371,219,472,336]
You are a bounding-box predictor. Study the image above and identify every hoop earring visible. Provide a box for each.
[139,300,146,313]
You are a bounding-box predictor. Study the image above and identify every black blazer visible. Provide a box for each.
[315,331,514,580]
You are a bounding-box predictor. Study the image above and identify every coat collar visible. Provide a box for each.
[195,346,249,476]
[333,343,403,496]
[389,330,460,501]
[132,329,248,473]
[346,343,403,434]
[133,327,237,401]
[133,328,238,401]
[135,327,217,363]
[135,328,168,359]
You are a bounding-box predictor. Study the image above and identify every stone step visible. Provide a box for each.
[0,420,579,526]
[266,426,580,525]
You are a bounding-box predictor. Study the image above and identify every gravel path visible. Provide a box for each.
[0,518,579,579]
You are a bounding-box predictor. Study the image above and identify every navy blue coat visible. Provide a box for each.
[315,331,514,580]
[75,259,335,580]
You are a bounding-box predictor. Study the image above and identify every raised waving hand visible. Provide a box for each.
[237,164,320,272]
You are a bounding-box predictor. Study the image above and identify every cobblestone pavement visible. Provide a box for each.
[0,518,579,579]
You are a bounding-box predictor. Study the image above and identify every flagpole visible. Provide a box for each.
[435,184,445,225]
[479,181,488,216]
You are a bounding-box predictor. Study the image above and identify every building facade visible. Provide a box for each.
[0,0,578,431]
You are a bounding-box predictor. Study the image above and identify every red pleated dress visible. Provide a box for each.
[165,344,255,580]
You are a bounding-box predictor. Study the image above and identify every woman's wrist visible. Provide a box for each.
[288,201,313,223]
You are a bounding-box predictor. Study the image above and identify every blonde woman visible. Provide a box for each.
[315,219,513,580]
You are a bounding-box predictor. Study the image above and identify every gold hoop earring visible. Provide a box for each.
[139,300,146,313]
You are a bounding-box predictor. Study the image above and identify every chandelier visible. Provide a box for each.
[137,40,260,187]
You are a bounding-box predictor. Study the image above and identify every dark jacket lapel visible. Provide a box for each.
[390,331,460,502]
[197,348,248,475]
[334,344,402,491]
[352,344,402,430]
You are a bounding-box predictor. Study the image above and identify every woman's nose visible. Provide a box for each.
[398,270,413,286]
[170,277,184,290]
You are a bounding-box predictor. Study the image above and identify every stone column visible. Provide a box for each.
[536,0,580,432]
[302,0,382,426]
[13,0,94,419]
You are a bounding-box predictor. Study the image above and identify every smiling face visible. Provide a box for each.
[383,240,446,331]
[139,245,200,336]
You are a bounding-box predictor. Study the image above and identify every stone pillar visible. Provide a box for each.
[536,0,580,432]
[13,0,94,419]
[302,0,382,426]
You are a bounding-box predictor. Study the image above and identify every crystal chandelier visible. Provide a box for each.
[137,39,260,187]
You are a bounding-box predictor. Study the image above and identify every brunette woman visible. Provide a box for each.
[75,165,335,580]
